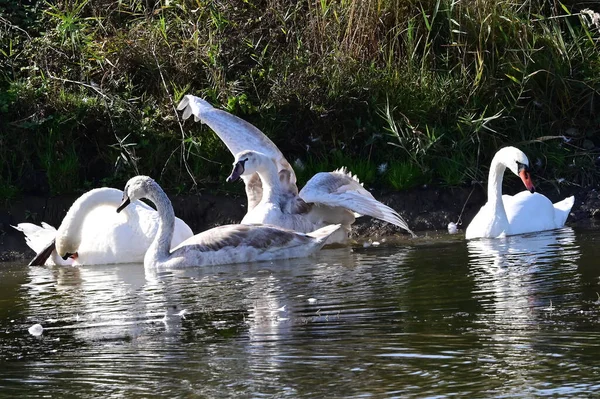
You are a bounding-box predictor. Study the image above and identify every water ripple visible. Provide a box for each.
[2,229,600,397]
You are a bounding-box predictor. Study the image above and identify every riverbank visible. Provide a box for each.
[2,183,598,263]
[2,1,599,201]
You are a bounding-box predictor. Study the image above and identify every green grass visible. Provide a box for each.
[0,0,598,197]
[384,161,429,191]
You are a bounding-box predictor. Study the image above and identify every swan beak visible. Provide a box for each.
[116,196,131,213]
[226,161,245,183]
[518,168,535,193]
[62,252,78,261]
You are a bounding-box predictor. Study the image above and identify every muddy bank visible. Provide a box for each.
[1,184,599,262]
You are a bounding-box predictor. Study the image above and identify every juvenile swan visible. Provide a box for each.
[177,95,414,242]
[465,146,574,239]
[117,176,341,268]
[14,187,193,266]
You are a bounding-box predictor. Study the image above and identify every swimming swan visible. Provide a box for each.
[13,187,193,266]
[116,176,341,268]
[177,95,414,241]
[465,146,574,239]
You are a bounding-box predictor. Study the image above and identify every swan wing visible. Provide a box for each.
[299,169,414,236]
[173,224,300,250]
[177,95,298,197]
[168,223,335,266]
[504,191,559,234]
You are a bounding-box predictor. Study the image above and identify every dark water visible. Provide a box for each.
[2,227,600,398]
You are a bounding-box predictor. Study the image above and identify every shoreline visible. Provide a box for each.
[2,184,598,263]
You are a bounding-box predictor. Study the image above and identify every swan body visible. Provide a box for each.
[177,95,414,242]
[13,187,193,266]
[465,146,574,239]
[117,176,340,268]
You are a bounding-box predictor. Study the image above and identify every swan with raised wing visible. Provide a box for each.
[117,176,340,268]
[177,95,414,242]
[13,187,193,266]
[465,146,574,239]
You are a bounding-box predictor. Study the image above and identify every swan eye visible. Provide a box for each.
[516,161,529,173]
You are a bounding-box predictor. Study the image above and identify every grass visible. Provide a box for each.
[0,0,598,199]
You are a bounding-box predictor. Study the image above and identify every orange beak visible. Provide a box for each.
[519,169,535,193]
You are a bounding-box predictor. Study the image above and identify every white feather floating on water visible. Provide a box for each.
[28,323,44,336]
[447,222,459,234]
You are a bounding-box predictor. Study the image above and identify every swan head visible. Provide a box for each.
[227,150,271,182]
[117,175,154,213]
[55,235,79,261]
[496,146,535,193]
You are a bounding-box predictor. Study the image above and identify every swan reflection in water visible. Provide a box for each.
[467,227,582,391]
[21,261,296,393]
[19,244,413,394]
[468,227,580,313]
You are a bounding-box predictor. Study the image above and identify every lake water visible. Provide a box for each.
[1,227,600,397]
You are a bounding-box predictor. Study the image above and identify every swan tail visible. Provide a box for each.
[553,195,574,227]
[28,238,56,266]
[12,222,57,253]
[306,224,343,245]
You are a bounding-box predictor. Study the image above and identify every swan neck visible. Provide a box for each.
[256,161,284,201]
[144,182,176,260]
[487,156,507,214]
[57,188,123,245]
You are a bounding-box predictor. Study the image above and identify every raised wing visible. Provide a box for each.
[177,95,297,190]
[299,168,415,236]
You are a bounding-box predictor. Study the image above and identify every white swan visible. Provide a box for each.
[465,146,574,239]
[13,187,193,266]
[117,176,340,268]
[177,95,414,242]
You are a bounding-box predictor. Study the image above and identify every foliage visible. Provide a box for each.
[0,0,598,199]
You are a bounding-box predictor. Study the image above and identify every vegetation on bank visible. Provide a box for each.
[0,0,599,200]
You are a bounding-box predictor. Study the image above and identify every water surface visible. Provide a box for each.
[2,227,600,397]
